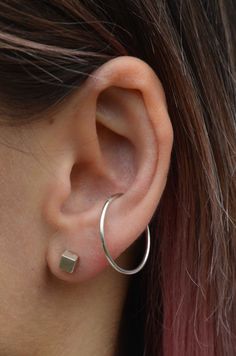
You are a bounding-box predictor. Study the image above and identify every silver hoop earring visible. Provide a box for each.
[99,193,151,275]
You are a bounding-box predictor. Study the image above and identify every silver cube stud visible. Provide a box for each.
[59,250,79,273]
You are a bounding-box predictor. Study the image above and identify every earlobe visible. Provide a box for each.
[43,56,173,283]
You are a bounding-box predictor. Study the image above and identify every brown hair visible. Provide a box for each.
[0,1,235,355]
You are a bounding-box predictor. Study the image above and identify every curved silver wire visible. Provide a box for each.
[99,192,151,275]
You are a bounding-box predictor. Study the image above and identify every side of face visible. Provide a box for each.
[0,56,173,354]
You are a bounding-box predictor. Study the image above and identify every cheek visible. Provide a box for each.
[0,141,51,340]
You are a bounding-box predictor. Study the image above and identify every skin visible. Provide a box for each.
[0,56,173,356]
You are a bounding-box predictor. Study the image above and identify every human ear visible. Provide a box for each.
[42,56,173,283]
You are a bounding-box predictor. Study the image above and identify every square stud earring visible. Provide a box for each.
[59,250,79,273]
